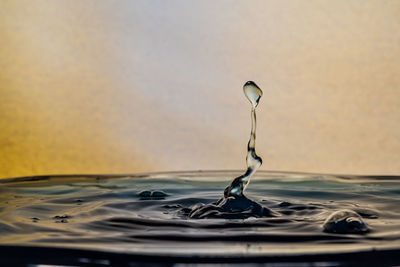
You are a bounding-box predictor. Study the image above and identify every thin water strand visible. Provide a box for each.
[188,81,272,219]
[224,81,263,198]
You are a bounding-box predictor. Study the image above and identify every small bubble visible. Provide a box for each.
[323,209,369,234]
[279,201,292,207]
[138,191,152,197]
[53,215,72,223]
[151,191,167,198]
[138,190,168,199]
[163,204,182,209]
[31,217,40,223]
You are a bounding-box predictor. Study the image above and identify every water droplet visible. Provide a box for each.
[243,81,262,108]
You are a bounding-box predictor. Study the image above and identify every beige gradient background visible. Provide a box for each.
[0,0,399,179]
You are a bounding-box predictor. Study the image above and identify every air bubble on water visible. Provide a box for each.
[31,217,40,223]
[279,202,292,207]
[323,209,369,234]
[138,190,168,199]
[53,215,72,223]
[138,191,151,197]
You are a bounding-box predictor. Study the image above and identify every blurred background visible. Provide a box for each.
[0,0,399,179]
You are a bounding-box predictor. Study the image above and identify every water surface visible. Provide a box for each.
[0,171,399,265]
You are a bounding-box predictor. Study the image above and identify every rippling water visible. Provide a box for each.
[0,171,399,266]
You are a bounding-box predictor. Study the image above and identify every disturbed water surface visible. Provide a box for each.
[0,171,400,265]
